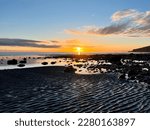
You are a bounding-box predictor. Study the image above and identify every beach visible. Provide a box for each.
[0,65,150,113]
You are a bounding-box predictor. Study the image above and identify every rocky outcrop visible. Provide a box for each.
[132,46,150,52]
[64,66,77,73]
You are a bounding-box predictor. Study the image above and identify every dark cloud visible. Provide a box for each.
[88,22,129,35]
[0,38,61,48]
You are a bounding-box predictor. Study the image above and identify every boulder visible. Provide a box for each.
[17,64,25,67]
[41,62,48,65]
[7,59,18,65]
[51,61,56,65]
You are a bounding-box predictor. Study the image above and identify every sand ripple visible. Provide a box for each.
[0,66,150,113]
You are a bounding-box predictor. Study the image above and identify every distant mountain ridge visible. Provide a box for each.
[132,46,150,52]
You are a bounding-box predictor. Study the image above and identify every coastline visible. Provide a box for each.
[0,53,150,113]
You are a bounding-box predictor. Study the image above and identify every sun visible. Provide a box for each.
[76,47,82,55]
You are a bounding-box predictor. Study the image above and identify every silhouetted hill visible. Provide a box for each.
[132,46,150,52]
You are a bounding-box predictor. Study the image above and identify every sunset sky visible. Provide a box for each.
[0,0,150,53]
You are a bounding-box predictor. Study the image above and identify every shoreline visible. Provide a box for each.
[0,54,150,113]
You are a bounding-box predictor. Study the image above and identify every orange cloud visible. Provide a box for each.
[0,38,143,53]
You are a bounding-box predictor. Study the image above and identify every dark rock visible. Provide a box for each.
[41,62,48,65]
[17,64,25,67]
[128,65,142,77]
[37,57,42,59]
[19,58,27,64]
[119,73,126,80]
[19,60,27,64]
[51,61,56,65]
[64,66,77,73]
[7,59,18,65]
[74,64,83,68]
[107,55,122,65]
[23,58,27,61]
[93,69,99,73]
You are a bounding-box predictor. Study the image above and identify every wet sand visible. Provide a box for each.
[0,66,150,113]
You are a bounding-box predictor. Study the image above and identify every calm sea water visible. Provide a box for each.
[0,52,70,56]
[0,52,111,74]
[1,51,150,56]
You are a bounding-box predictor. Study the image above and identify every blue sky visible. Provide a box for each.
[0,0,150,52]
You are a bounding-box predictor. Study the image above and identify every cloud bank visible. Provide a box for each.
[0,38,61,48]
[66,9,150,37]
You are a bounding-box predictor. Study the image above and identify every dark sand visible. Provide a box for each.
[0,66,150,113]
